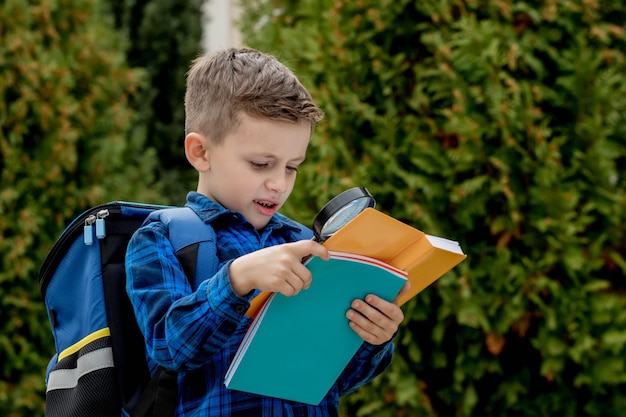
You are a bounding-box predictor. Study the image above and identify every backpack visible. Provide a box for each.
[39,201,313,417]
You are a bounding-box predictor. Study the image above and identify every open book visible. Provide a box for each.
[322,208,466,305]
[225,208,466,404]
[225,251,408,404]
[226,208,467,404]
[246,207,467,317]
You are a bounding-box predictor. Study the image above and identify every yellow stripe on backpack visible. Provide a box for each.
[58,327,111,361]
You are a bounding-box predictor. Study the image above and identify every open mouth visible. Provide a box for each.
[255,200,276,209]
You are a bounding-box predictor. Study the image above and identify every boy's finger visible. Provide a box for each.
[292,262,313,289]
[307,240,330,260]
[312,243,330,260]
[291,239,329,260]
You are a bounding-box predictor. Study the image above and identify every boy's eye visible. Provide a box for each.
[250,161,268,169]
[287,166,299,174]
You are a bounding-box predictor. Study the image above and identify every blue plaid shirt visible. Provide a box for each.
[126,192,394,416]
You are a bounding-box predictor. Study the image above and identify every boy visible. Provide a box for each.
[125,47,409,416]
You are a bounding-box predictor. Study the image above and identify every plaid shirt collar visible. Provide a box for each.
[184,191,307,235]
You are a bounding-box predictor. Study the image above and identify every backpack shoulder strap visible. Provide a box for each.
[158,207,218,289]
[130,207,217,417]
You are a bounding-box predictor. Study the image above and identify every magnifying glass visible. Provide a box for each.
[245,187,376,318]
[312,187,376,242]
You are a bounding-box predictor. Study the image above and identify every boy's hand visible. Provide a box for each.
[229,240,330,298]
[346,282,411,345]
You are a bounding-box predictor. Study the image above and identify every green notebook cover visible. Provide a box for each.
[224,251,407,405]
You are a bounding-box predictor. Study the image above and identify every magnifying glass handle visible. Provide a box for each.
[300,236,318,263]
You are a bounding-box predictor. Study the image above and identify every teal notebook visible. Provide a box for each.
[224,251,407,405]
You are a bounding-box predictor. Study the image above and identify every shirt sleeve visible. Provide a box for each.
[125,219,252,371]
[336,340,395,396]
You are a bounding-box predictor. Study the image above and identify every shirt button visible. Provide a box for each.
[235,305,246,314]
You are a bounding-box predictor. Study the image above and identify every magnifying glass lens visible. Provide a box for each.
[312,187,376,242]
[319,198,371,239]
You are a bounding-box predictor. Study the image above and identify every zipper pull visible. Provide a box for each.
[96,209,109,239]
[84,215,96,245]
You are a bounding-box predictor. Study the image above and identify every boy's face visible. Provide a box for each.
[198,113,311,230]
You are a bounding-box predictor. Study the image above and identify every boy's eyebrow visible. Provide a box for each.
[252,152,306,163]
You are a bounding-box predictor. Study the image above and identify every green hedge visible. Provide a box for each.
[2,0,625,415]
[104,0,204,204]
[0,0,158,414]
[240,1,626,415]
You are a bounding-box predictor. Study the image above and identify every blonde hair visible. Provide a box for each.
[184,47,324,143]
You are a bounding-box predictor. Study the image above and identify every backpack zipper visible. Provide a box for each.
[38,202,169,298]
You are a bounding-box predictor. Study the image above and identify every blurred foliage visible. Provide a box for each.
[105,0,204,205]
[0,0,159,414]
[240,0,626,415]
[3,0,626,415]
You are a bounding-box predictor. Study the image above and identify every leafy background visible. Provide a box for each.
[1,0,625,415]
[239,1,626,415]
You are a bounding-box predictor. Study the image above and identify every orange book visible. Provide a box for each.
[322,208,466,305]
[246,207,466,316]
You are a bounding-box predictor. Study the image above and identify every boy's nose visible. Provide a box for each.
[265,173,287,193]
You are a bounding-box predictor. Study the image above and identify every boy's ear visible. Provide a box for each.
[185,132,211,172]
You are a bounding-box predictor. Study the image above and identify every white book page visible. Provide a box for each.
[425,235,464,254]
